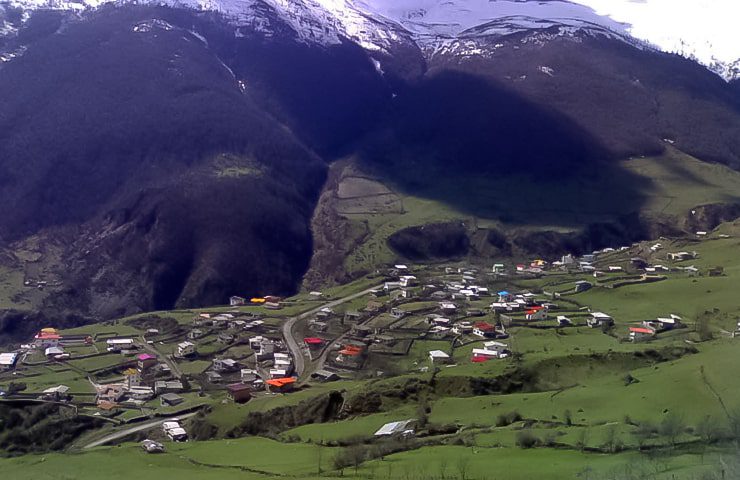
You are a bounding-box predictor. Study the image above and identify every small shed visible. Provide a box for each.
[304,337,324,347]
[230,296,246,306]
[311,369,341,382]
[177,341,196,357]
[226,383,252,403]
[428,350,451,364]
[587,312,614,328]
[160,393,184,407]
[374,419,415,437]
[206,371,223,383]
[343,311,362,324]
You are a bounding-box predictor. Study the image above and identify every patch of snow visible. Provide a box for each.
[0,19,15,37]
[538,65,554,76]
[217,56,235,78]
[132,19,174,33]
[370,57,383,75]
[188,29,208,45]
[0,45,27,63]
[361,0,631,39]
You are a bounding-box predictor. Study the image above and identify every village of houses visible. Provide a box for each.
[0,235,726,447]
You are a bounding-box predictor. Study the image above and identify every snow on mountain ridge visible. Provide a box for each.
[359,0,740,80]
[359,0,631,39]
[1,0,738,80]
[569,0,740,81]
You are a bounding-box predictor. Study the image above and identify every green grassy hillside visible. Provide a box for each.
[306,148,740,285]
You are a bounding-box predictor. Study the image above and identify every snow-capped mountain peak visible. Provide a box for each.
[1,0,738,80]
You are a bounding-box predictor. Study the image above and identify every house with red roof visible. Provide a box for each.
[33,331,61,349]
[303,337,324,347]
[525,306,548,321]
[629,326,656,342]
[473,322,496,338]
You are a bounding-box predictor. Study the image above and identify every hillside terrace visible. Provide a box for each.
[0,228,737,456]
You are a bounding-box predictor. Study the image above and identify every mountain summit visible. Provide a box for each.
[2,0,739,79]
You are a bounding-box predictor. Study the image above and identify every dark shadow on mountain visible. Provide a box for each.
[357,70,653,226]
[436,33,740,170]
[0,6,326,316]
[388,222,471,261]
[227,37,393,157]
[129,6,400,158]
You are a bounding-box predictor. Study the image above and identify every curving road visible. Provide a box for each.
[140,339,182,378]
[282,285,383,379]
[83,412,199,449]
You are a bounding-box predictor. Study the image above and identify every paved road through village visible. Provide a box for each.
[84,285,382,449]
[282,285,383,379]
[83,411,199,449]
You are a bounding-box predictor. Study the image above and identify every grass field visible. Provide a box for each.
[430,340,740,428]
[356,445,716,480]
[621,148,740,216]
[68,354,127,372]
[0,442,722,480]
[5,212,740,479]
[205,379,364,431]
[14,366,95,393]
[577,237,740,323]
[0,445,292,480]
[285,406,417,443]
[324,147,740,284]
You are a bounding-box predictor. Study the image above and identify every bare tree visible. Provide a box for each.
[333,444,368,474]
[575,428,590,452]
[728,408,740,442]
[634,420,656,449]
[602,424,620,453]
[697,415,723,444]
[317,440,323,477]
[563,409,573,426]
[695,310,714,342]
[659,412,686,447]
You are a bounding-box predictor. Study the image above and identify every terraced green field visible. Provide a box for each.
[4,221,740,480]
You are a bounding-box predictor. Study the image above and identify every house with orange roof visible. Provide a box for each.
[335,344,365,366]
[266,377,297,393]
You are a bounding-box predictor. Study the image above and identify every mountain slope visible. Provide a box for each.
[0,2,738,338]
[0,6,327,321]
